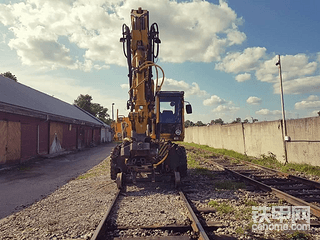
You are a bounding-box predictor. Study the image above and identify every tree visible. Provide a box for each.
[74,94,93,114]
[184,120,195,128]
[231,117,241,124]
[1,71,17,82]
[74,94,111,124]
[195,120,205,126]
[211,118,224,125]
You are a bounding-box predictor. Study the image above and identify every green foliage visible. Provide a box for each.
[210,118,224,125]
[244,199,258,206]
[195,120,206,126]
[235,227,244,235]
[181,142,320,179]
[286,231,311,240]
[1,71,17,82]
[184,120,195,128]
[208,201,234,214]
[231,117,241,124]
[213,180,246,190]
[281,163,320,177]
[184,120,207,127]
[74,94,111,124]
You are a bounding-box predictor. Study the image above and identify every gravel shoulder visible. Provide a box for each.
[0,155,118,240]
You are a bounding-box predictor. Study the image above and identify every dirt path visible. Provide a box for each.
[0,142,116,219]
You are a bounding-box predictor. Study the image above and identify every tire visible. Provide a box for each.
[110,146,120,180]
[177,146,187,177]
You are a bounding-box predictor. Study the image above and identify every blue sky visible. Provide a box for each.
[1,0,320,124]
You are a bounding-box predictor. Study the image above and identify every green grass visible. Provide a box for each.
[281,163,320,177]
[208,201,234,214]
[285,231,311,240]
[180,142,320,178]
[235,227,244,235]
[244,199,258,206]
[213,180,246,190]
[18,166,31,171]
[76,158,109,180]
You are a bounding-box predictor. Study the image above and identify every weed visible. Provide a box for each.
[208,200,219,208]
[245,199,258,206]
[180,142,320,178]
[281,163,320,177]
[76,159,109,180]
[235,227,244,235]
[245,221,254,231]
[208,201,234,214]
[194,167,214,177]
[286,231,311,240]
[187,158,199,168]
[19,166,31,171]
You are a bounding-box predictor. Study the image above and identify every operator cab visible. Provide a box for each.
[156,91,192,141]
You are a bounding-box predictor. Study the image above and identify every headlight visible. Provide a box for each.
[175,129,181,136]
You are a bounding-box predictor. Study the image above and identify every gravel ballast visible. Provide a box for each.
[0,159,118,240]
[1,144,320,240]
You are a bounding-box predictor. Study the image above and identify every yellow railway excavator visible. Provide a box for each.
[110,8,192,188]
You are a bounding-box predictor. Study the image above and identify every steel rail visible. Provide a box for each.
[210,161,320,218]
[235,159,320,190]
[91,189,210,240]
[91,190,121,240]
[179,191,210,240]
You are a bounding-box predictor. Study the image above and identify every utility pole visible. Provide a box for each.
[112,103,115,121]
[276,55,288,164]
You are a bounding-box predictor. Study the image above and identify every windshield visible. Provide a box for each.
[159,98,181,124]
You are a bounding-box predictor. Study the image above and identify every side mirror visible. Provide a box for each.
[186,104,192,114]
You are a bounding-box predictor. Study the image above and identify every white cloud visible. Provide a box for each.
[256,54,318,83]
[246,96,261,105]
[120,83,129,89]
[0,0,246,69]
[256,108,281,116]
[295,95,320,110]
[162,78,208,97]
[311,110,320,116]
[235,73,251,82]
[212,105,239,113]
[273,75,320,95]
[203,95,227,106]
[215,47,266,73]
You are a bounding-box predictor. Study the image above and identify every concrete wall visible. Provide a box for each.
[185,117,320,167]
[286,117,320,166]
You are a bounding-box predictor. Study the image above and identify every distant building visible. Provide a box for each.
[0,75,111,165]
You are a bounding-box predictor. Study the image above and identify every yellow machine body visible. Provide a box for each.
[110,8,192,184]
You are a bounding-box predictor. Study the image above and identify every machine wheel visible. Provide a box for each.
[110,146,121,180]
[174,171,181,188]
[110,162,117,180]
[177,146,187,177]
[116,172,124,189]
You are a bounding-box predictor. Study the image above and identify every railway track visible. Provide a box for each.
[90,146,320,239]
[209,158,320,218]
[91,180,211,240]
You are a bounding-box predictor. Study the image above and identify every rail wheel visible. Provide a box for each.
[116,172,124,189]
